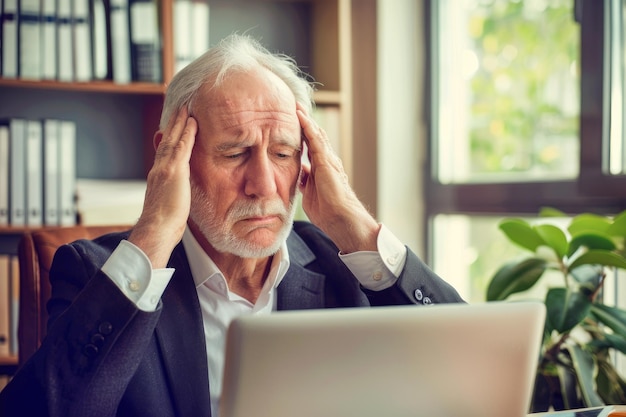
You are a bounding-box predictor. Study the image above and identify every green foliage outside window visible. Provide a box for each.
[467,0,579,177]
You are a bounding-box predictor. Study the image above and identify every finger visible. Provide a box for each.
[157,108,197,162]
[158,107,190,151]
[164,106,188,138]
[179,116,197,155]
[297,108,330,156]
[297,108,344,175]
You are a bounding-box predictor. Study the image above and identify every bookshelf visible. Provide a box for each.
[0,0,377,376]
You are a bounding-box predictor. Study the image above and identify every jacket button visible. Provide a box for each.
[99,322,113,335]
[83,344,99,357]
[90,333,105,347]
[423,296,433,305]
[414,289,424,301]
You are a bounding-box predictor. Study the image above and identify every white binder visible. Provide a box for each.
[110,0,131,83]
[1,0,19,78]
[25,119,43,226]
[9,118,26,226]
[59,120,77,226]
[18,0,42,79]
[43,119,61,226]
[57,0,73,81]
[0,122,9,226]
[41,0,57,79]
[72,0,92,81]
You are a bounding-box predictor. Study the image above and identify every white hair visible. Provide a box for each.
[160,33,315,129]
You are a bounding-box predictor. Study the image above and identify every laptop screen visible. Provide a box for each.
[220,302,546,417]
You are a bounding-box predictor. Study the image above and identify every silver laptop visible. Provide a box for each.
[220,301,546,417]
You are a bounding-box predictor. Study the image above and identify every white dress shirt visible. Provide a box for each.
[101,223,406,417]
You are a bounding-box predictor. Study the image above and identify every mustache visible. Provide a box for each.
[227,199,290,221]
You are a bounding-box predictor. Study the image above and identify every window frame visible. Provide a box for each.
[424,0,626,263]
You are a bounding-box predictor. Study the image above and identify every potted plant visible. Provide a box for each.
[486,207,626,411]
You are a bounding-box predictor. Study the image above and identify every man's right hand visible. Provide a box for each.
[129,107,197,268]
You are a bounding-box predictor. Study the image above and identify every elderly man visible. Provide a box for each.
[0,34,463,417]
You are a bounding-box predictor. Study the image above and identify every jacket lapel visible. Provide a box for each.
[151,231,327,415]
[277,231,326,310]
[155,244,212,417]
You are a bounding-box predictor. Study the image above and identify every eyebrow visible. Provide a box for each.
[214,138,302,153]
[214,140,252,152]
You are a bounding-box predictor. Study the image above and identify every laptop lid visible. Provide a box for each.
[220,301,546,417]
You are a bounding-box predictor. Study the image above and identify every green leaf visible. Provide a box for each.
[486,258,547,301]
[545,288,591,333]
[588,333,626,355]
[590,304,626,339]
[596,359,626,404]
[568,250,626,271]
[607,210,626,237]
[567,233,616,257]
[535,224,568,258]
[556,363,583,410]
[499,219,545,252]
[568,214,611,236]
[539,207,567,218]
[564,344,605,407]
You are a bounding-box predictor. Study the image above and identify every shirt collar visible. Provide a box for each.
[181,225,291,291]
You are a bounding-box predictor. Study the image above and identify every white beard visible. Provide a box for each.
[189,181,297,258]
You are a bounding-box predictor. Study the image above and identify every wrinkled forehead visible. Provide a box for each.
[193,68,298,124]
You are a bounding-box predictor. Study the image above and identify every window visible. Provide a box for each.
[606,0,626,175]
[426,0,626,305]
[432,0,580,184]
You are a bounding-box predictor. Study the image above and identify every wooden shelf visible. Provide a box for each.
[313,90,343,105]
[0,78,166,95]
[0,227,28,234]
[0,356,18,379]
[0,356,17,367]
[0,228,30,256]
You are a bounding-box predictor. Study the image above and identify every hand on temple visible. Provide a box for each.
[129,107,197,268]
[297,105,380,254]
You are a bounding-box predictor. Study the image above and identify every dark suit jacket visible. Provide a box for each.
[0,221,463,417]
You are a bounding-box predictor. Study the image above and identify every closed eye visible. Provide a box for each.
[272,144,301,160]
[221,147,250,159]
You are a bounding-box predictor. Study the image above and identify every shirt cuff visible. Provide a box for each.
[339,224,407,291]
[101,240,175,312]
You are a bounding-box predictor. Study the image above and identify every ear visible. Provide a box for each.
[153,131,163,151]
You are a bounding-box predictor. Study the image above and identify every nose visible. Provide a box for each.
[244,152,278,198]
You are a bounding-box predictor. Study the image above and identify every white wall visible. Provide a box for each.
[377,0,426,257]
